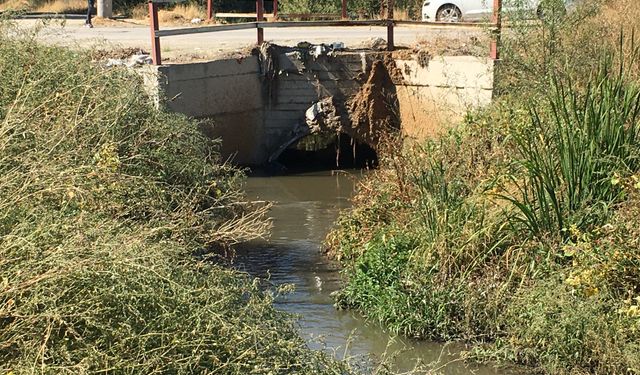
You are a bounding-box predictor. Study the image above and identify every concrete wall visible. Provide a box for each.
[147,52,494,166]
[154,57,265,165]
[395,56,494,140]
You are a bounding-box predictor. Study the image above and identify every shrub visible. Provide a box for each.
[329,2,640,373]
[503,47,640,237]
[0,22,347,373]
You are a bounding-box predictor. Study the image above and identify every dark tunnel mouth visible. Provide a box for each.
[275,132,378,173]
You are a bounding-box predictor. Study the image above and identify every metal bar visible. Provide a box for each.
[207,0,213,20]
[273,0,278,18]
[387,0,394,51]
[257,20,385,28]
[155,22,256,37]
[256,0,264,44]
[490,0,502,60]
[276,13,341,19]
[341,0,347,19]
[394,20,490,27]
[148,1,161,65]
[156,20,384,38]
[214,12,274,18]
[152,19,509,39]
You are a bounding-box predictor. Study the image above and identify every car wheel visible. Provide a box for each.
[436,4,462,22]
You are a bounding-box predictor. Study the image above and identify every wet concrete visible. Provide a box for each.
[233,171,522,374]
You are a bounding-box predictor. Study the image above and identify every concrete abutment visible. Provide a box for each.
[144,48,494,166]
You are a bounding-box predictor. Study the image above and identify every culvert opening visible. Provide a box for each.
[276,132,378,172]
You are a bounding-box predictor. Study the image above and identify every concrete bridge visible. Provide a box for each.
[143,45,494,166]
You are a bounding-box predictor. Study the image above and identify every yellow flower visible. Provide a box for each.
[563,244,577,257]
[94,143,120,173]
[585,286,599,297]
[611,174,621,186]
[565,274,581,287]
[632,175,640,190]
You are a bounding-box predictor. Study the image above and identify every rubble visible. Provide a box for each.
[105,54,153,67]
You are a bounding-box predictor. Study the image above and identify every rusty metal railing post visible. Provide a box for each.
[490,0,502,60]
[273,0,278,19]
[148,0,161,65]
[341,0,347,19]
[256,0,264,44]
[207,0,213,20]
[386,0,394,51]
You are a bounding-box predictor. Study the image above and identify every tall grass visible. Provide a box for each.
[0,21,352,373]
[504,43,640,236]
[329,1,640,373]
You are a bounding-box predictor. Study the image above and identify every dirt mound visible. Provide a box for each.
[347,58,401,147]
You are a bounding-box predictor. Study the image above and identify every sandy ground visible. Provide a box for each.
[14,18,488,62]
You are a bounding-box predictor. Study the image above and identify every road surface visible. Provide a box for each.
[17,18,487,62]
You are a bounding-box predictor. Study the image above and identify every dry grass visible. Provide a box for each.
[0,0,85,12]
[393,8,409,21]
[0,21,357,374]
[159,4,207,24]
[331,1,640,373]
[130,3,209,25]
[0,0,29,11]
[34,0,85,13]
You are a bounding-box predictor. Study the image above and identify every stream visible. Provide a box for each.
[234,171,517,374]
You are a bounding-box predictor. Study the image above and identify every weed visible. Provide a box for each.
[502,44,640,237]
[0,22,350,373]
[329,1,640,373]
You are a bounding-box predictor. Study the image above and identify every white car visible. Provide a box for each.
[421,0,576,22]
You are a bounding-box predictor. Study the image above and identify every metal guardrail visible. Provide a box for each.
[212,12,341,20]
[213,12,268,18]
[395,20,492,28]
[147,0,503,65]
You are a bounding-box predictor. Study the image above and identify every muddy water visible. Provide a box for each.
[234,171,515,374]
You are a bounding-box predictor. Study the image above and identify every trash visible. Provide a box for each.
[127,54,153,67]
[285,51,302,59]
[105,58,124,67]
[310,44,328,58]
[105,54,153,68]
[305,101,323,123]
[191,18,202,24]
[283,51,305,74]
[304,97,346,133]
[331,42,345,50]
[269,97,346,163]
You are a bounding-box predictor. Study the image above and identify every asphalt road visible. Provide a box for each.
[18,18,487,61]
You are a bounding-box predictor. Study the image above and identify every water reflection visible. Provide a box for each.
[233,171,520,374]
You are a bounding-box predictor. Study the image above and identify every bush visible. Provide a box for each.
[504,51,640,237]
[329,1,640,373]
[0,22,348,373]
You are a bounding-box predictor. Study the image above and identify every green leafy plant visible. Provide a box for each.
[503,42,640,237]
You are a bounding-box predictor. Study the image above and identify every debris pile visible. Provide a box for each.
[105,54,153,67]
[357,37,388,51]
[348,58,401,146]
[257,42,403,165]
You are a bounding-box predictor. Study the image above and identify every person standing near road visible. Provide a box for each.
[85,0,94,28]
